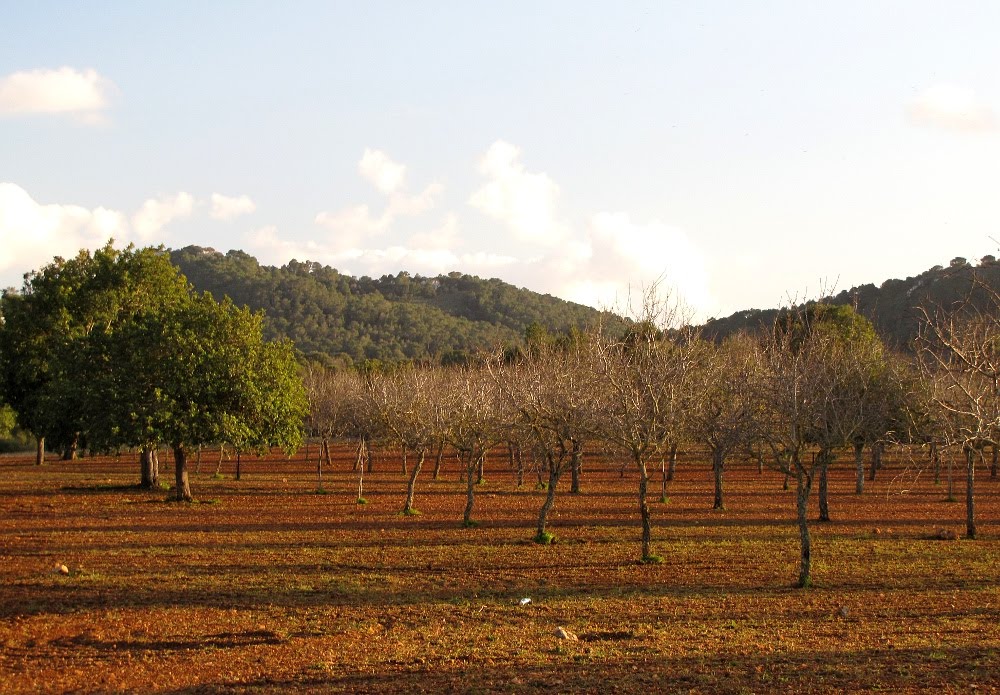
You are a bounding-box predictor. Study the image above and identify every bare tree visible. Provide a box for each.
[368,366,448,515]
[494,334,600,543]
[916,280,1000,539]
[592,288,699,563]
[440,363,504,527]
[687,334,760,510]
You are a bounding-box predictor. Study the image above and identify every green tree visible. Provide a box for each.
[0,243,191,466]
[96,292,307,501]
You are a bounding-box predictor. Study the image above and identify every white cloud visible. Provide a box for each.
[248,223,517,280]
[908,84,996,132]
[131,193,194,241]
[468,140,569,246]
[315,149,443,248]
[0,183,127,285]
[359,148,406,195]
[0,67,116,123]
[210,193,256,220]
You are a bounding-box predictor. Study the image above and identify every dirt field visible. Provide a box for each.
[0,445,997,693]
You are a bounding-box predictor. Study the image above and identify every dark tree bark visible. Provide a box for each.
[235,450,242,481]
[818,457,831,522]
[570,441,582,494]
[666,442,678,481]
[62,433,79,461]
[796,468,813,588]
[462,449,478,526]
[140,447,159,489]
[712,447,725,510]
[854,441,865,494]
[536,454,562,540]
[966,447,977,539]
[173,446,192,501]
[931,442,940,485]
[868,442,882,482]
[433,441,445,480]
[403,450,424,514]
[637,453,652,561]
[195,445,202,474]
[476,453,485,485]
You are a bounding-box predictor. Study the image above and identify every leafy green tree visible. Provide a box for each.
[0,243,191,466]
[95,292,307,501]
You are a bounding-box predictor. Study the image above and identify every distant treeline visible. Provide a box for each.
[702,255,1000,350]
[170,246,625,367]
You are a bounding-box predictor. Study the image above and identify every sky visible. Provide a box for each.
[3,2,1000,321]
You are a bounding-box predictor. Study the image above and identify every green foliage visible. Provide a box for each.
[533,531,555,545]
[169,246,622,364]
[356,497,368,505]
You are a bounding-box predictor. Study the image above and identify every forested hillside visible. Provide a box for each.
[170,246,620,365]
[702,255,1000,350]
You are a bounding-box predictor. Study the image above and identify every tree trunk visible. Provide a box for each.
[712,447,724,510]
[62,433,79,461]
[515,443,524,487]
[433,441,445,480]
[476,453,485,485]
[818,456,830,522]
[796,467,812,588]
[947,452,955,501]
[536,455,561,540]
[235,450,242,481]
[868,442,882,482]
[140,447,159,489]
[316,440,324,490]
[215,444,225,476]
[463,450,477,526]
[354,437,366,473]
[195,445,202,474]
[173,445,192,502]
[570,441,582,494]
[931,442,940,485]
[667,442,678,481]
[403,450,424,514]
[854,441,865,494]
[636,453,652,561]
[660,456,668,501]
[35,435,45,466]
[966,447,976,539]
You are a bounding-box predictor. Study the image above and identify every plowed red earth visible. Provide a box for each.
[0,446,997,693]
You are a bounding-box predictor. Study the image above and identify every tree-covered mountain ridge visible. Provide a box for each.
[169,246,623,366]
[702,254,1000,349]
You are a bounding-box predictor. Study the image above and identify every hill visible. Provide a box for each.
[169,246,620,366]
[701,255,1000,350]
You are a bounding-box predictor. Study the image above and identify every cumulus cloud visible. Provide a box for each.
[0,183,127,285]
[0,67,116,123]
[270,141,713,317]
[210,193,256,220]
[315,149,443,249]
[131,193,194,241]
[468,140,569,246]
[908,84,996,132]
[249,223,516,279]
[358,149,407,195]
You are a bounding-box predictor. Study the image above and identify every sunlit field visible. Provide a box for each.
[1,445,997,693]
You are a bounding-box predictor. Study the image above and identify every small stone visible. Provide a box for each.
[554,626,578,641]
[56,564,70,576]
[838,606,849,619]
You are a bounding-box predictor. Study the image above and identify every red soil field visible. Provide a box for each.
[0,444,997,693]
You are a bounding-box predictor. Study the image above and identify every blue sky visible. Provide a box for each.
[3,2,1000,319]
